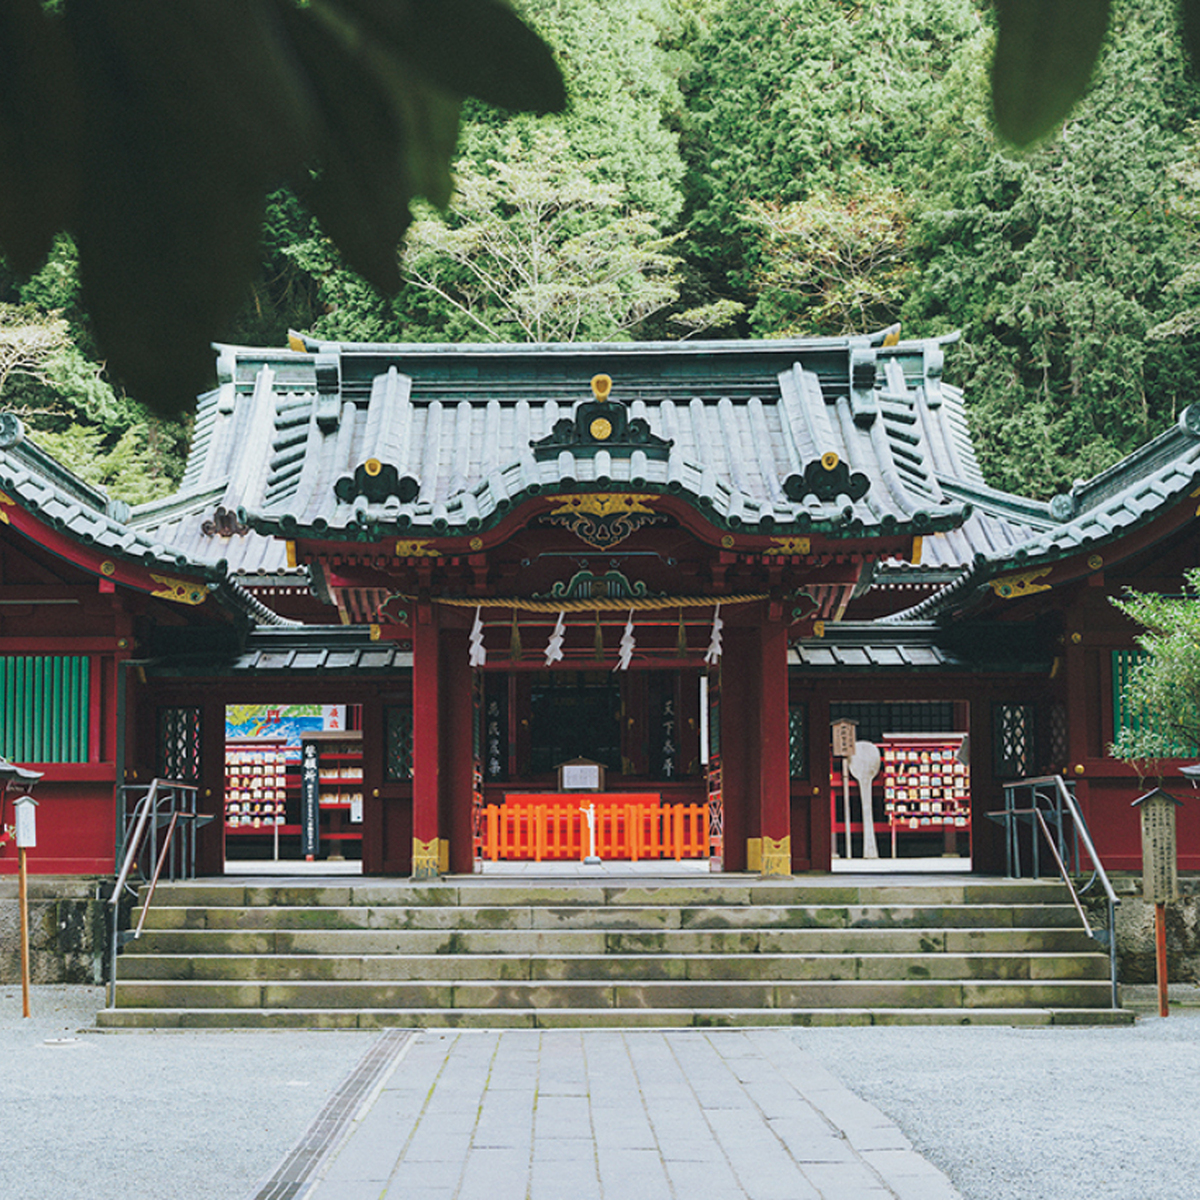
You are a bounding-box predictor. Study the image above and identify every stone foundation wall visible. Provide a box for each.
[0,877,110,985]
[1106,874,1200,985]
[5,873,1199,989]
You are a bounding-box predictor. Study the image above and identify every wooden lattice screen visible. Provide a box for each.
[0,655,90,762]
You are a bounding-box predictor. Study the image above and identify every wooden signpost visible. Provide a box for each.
[1132,787,1183,1018]
[1,757,43,1019]
[14,795,37,1019]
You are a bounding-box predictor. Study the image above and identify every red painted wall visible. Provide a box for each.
[0,771,116,875]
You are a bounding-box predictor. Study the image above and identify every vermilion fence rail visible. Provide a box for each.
[482,801,709,861]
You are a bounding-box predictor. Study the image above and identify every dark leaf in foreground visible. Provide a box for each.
[992,0,1112,146]
[0,0,78,273]
[65,0,281,410]
[2,0,563,414]
[296,1,465,292]
[1182,0,1200,76]
[320,0,567,116]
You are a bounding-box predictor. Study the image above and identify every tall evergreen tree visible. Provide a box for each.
[906,0,1200,496]
[290,0,690,343]
[679,0,984,307]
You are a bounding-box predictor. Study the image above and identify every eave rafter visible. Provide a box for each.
[1,489,215,608]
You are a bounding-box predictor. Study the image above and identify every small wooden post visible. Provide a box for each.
[18,845,31,1018]
[1132,787,1183,1018]
[1155,902,1169,1019]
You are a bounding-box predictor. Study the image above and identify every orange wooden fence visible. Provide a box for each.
[481,800,710,862]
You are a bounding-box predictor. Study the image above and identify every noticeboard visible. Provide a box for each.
[1135,790,1180,904]
[831,719,857,760]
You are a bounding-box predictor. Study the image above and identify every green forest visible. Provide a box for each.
[4,0,1200,503]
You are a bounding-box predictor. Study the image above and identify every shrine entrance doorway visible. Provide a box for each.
[475,666,712,866]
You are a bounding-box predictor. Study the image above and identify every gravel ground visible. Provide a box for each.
[792,1015,1200,1200]
[7,984,1197,1200]
[0,985,376,1200]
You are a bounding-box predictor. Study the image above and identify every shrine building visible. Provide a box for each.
[2,329,1199,881]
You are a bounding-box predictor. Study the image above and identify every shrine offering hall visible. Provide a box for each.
[3,330,1200,879]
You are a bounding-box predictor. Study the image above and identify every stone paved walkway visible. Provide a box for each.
[294,1029,962,1200]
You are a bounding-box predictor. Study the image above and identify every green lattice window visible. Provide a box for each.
[0,656,90,763]
[789,703,808,779]
[1112,649,1198,756]
[384,706,413,780]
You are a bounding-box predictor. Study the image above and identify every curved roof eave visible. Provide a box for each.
[241,479,969,546]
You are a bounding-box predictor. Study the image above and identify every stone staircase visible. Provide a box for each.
[96,877,1133,1028]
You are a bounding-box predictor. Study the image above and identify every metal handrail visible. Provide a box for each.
[1044,774,1119,909]
[989,774,1121,1010]
[107,778,201,1008]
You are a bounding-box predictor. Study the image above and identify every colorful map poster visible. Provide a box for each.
[225,704,346,745]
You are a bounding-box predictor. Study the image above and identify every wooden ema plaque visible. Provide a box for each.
[880,735,970,830]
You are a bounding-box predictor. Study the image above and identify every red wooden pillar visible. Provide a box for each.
[808,690,832,870]
[360,692,384,875]
[196,695,226,876]
[720,628,754,872]
[411,607,443,878]
[719,615,792,876]
[441,627,475,875]
[1063,621,1093,828]
[757,617,791,875]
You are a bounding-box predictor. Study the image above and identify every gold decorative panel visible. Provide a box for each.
[988,568,1052,599]
[759,835,791,877]
[395,540,440,558]
[412,836,445,880]
[542,493,665,549]
[764,536,811,556]
[149,574,208,605]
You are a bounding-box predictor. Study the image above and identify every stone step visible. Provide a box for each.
[142,880,1073,910]
[112,977,1116,1012]
[136,902,1087,933]
[110,878,1121,1029]
[115,949,1112,983]
[121,923,1097,957]
[95,1005,1136,1030]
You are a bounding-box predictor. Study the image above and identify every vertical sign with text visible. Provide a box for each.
[1138,791,1180,904]
[301,741,320,860]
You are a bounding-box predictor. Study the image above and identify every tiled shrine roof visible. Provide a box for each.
[170,331,989,545]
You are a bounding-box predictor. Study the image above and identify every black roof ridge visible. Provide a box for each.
[280,328,946,358]
[1061,411,1200,516]
[935,477,1056,529]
